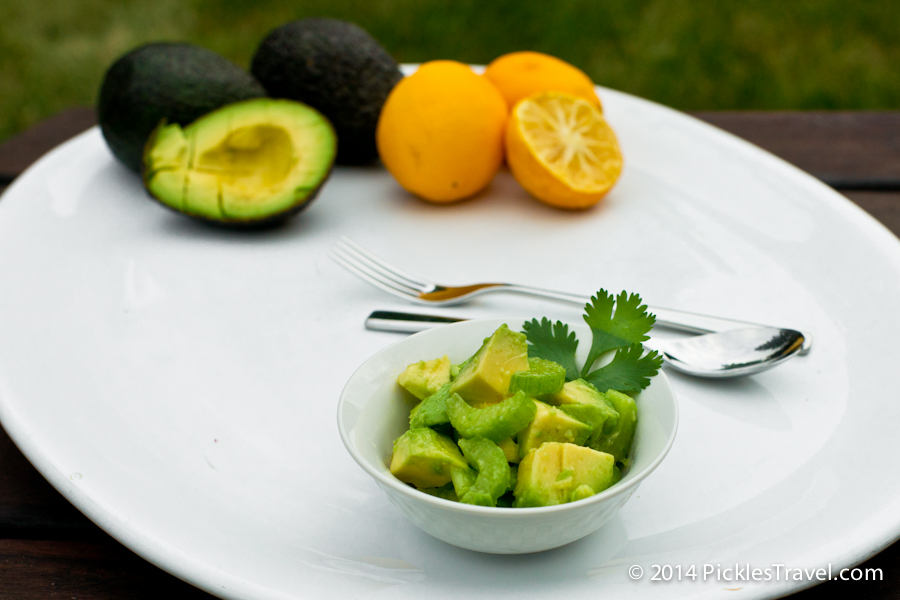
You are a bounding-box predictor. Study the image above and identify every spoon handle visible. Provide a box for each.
[365,310,812,355]
[365,310,465,333]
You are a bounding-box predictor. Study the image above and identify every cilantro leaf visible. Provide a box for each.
[582,290,656,376]
[522,318,580,381]
[583,344,663,393]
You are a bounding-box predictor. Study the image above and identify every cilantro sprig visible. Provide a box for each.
[582,290,655,376]
[521,318,580,381]
[583,344,662,393]
[522,289,663,394]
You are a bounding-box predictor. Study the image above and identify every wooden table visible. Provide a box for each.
[1,109,899,599]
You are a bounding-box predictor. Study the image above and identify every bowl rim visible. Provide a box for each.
[337,317,679,516]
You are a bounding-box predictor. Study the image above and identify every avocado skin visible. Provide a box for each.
[251,18,402,165]
[98,43,266,173]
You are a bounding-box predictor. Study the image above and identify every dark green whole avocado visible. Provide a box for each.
[98,43,266,172]
[251,18,403,165]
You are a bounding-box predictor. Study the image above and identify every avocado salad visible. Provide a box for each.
[389,289,664,508]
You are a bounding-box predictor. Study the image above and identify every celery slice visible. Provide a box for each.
[509,357,566,395]
[446,391,537,442]
[457,437,510,507]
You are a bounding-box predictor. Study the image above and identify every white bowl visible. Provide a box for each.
[337,318,678,554]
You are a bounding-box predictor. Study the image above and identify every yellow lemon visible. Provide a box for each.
[376,60,507,203]
[506,92,622,209]
[484,51,601,112]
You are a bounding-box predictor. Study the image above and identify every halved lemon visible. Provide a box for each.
[506,91,622,209]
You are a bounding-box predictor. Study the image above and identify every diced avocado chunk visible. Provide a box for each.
[398,355,451,400]
[546,379,620,445]
[446,391,537,442]
[546,379,619,433]
[409,383,452,429]
[390,428,468,489]
[590,390,638,467]
[518,400,592,458]
[509,357,566,396]
[450,324,529,406]
[558,403,613,446]
[497,437,520,463]
[513,442,615,507]
[456,437,510,507]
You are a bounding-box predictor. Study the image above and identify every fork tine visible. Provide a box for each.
[331,245,423,295]
[337,237,433,290]
[329,250,423,302]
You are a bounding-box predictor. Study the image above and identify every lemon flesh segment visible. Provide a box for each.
[516,94,622,193]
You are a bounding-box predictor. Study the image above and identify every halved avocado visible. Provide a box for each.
[142,98,336,225]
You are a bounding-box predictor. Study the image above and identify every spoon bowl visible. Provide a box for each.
[647,327,806,378]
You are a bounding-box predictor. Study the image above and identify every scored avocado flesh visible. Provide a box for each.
[143,98,336,224]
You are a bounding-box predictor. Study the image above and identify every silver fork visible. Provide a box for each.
[329,236,812,351]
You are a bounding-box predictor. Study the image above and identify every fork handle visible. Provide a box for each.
[491,284,813,353]
[497,284,747,333]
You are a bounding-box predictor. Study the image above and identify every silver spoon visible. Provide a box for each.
[364,311,807,379]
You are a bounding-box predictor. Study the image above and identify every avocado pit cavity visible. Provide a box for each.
[196,125,296,191]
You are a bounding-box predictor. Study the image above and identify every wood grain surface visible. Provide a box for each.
[0,108,898,600]
[0,108,96,184]
[695,111,900,190]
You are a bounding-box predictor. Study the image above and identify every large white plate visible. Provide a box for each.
[1,85,899,600]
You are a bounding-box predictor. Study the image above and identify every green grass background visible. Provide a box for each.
[2,0,899,141]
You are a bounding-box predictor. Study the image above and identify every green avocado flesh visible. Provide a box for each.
[590,390,638,467]
[397,355,451,400]
[390,428,467,489]
[513,442,615,508]
[450,324,529,406]
[545,379,620,445]
[517,400,592,458]
[143,98,336,225]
